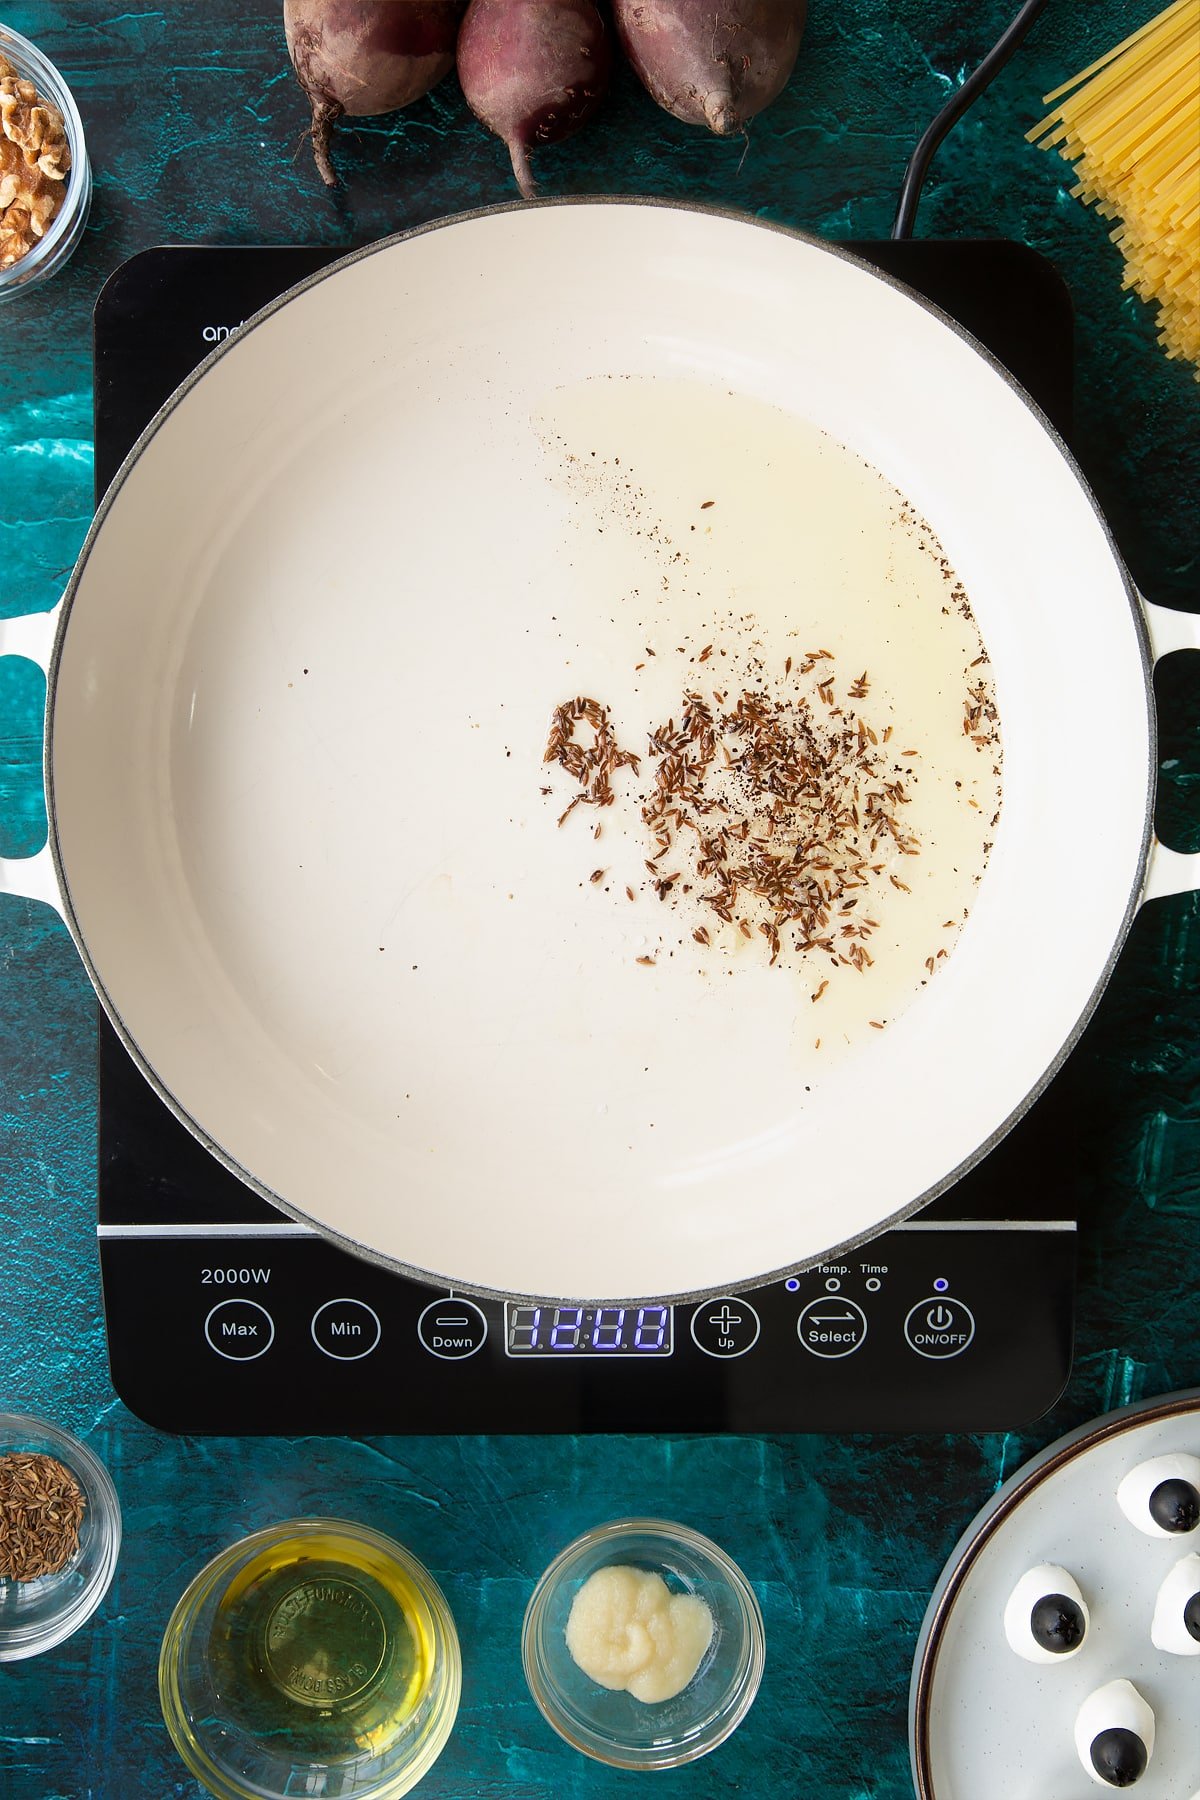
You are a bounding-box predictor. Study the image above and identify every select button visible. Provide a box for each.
[205,1298,275,1361]
[311,1298,382,1361]
[797,1296,867,1358]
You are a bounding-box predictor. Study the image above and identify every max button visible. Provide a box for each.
[417,1298,488,1360]
[904,1296,975,1359]
[690,1297,761,1358]
[796,1296,867,1358]
[312,1298,382,1361]
[205,1298,275,1361]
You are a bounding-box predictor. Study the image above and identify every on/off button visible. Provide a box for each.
[904,1296,975,1359]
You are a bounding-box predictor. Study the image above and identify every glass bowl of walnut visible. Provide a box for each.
[0,24,90,299]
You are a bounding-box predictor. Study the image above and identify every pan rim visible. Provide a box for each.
[46,199,1155,1304]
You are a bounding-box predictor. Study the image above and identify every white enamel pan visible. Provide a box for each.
[1,201,1196,1302]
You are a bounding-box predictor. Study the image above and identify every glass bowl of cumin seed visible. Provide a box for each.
[0,1412,121,1660]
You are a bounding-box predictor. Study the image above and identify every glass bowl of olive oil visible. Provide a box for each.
[159,1518,461,1799]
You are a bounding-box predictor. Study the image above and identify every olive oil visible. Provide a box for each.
[534,376,1005,1059]
[208,1530,433,1761]
[160,1519,461,1800]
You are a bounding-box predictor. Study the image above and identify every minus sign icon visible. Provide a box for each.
[436,1315,470,1327]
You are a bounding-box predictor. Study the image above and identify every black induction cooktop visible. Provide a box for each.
[94,238,1080,1435]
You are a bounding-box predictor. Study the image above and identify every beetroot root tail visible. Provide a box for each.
[309,95,344,187]
[507,137,537,200]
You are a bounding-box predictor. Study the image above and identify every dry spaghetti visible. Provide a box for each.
[1029,0,1200,374]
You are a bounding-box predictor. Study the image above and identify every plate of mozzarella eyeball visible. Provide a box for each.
[911,1391,1200,1798]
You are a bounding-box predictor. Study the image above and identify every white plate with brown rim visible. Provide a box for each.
[910,1390,1200,1798]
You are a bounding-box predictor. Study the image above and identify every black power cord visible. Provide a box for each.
[892,0,1052,239]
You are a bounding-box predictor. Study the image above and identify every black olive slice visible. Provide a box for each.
[1185,1587,1200,1642]
[1029,1592,1086,1653]
[1089,1725,1149,1787]
[1148,1476,1200,1534]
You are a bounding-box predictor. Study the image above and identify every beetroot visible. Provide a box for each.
[613,0,806,137]
[285,0,466,185]
[457,0,611,198]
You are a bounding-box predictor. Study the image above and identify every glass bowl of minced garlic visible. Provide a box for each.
[0,1412,122,1659]
[522,1517,765,1769]
[0,24,91,299]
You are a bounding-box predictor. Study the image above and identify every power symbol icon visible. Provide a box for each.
[904,1296,975,1359]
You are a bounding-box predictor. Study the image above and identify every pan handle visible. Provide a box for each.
[3,598,1197,908]
[1142,596,1200,906]
[0,606,61,912]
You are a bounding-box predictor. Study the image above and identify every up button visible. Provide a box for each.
[690,1297,761,1358]
[904,1295,975,1359]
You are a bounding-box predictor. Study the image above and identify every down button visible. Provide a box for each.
[417,1298,488,1360]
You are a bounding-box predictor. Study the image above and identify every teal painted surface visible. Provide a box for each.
[1,3,1198,1796]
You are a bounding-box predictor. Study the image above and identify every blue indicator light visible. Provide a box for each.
[785,1278,800,1292]
[933,1278,949,1293]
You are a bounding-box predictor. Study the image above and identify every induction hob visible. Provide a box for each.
[94,239,1080,1435]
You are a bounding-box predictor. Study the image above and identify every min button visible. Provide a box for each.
[311,1298,382,1361]
[204,1298,275,1361]
[904,1296,975,1359]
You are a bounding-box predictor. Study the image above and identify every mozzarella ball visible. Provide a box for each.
[1074,1679,1155,1787]
[1003,1563,1089,1663]
[1116,1453,1200,1538]
[1150,1551,1200,1656]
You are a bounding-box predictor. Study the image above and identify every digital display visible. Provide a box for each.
[504,1304,673,1357]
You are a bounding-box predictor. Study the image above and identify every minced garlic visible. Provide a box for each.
[565,1564,713,1704]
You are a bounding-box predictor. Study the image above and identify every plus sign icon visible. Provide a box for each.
[689,1297,761,1359]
